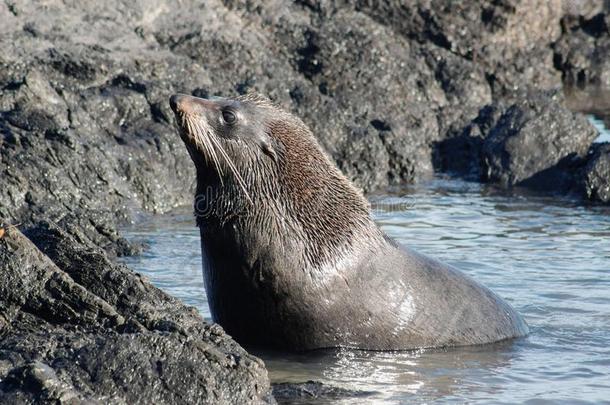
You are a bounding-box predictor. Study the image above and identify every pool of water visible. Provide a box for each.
[121,178,610,404]
[589,115,610,143]
[566,85,610,143]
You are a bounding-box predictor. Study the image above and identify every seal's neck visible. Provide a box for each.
[269,118,383,265]
[195,177,380,269]
[195,116,383,269]
[195,178,381,272]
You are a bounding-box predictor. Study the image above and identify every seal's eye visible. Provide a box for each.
[222,110,237,125]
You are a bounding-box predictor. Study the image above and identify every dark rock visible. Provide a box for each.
[434,104,505,179]
[0,219,270,404]
[561,0,606,23]
[272,380,375,404]
[0,0,579,237]
[216,2,491,190]
[554,10,610,87]
[351,0,564,97]
[352,0,563,56]
[481,91,598,188]
[583,143,610,203]
[564,85,610,123]
[435,91,600,196]
[51,212,143,258]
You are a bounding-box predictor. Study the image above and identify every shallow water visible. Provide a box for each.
[589,114,610,143]
[566,85,610,143]
[121,177,610,404]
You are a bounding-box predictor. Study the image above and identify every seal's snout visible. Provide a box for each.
[169,94,185,114]
[170,94,219,116]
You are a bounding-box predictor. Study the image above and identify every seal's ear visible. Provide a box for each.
[261,141,278,163]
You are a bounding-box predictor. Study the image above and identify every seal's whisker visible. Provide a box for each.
[208,132,250,199]
[207,130,253,204]
[193,119,224,184]
[187,118,209,165]
[186,115,225,188]
[190,119,207,158]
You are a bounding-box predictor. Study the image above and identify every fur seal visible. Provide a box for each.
[169,92,528,351]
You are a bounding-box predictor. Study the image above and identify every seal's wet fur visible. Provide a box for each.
[170,93,528,351]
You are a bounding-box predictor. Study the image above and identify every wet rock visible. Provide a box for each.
[481,91,598,188]
[434,104,506,180]
[583,143,610,203]
[0,219,270,404]
[272,380,375,404]
[0,1,207,255]
[435,91,600,195]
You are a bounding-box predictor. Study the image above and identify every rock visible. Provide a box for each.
[351,0,564,97]
[356,0,563,57]
[272,380,375,404]
[554,10,610,87]
[435,91,600,195]
[0,1,208,255]
[562,0,606,21]
[166,1,491,190]
[564,86,610,125]
[0,0,585,240]
[583,143,610,203]
[434,104,506,180]
[481,91,598,188]
[0,219,270,404]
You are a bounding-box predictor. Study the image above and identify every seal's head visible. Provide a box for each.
[170,92,377,265]
[170,93,278,186]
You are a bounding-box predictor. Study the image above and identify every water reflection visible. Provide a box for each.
[260,341,518,403]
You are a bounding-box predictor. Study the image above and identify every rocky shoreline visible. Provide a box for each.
[1,1,609,403]
[0,219,269,403]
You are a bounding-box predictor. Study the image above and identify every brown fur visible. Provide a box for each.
[186,92,383,268]
[170,92,528,351]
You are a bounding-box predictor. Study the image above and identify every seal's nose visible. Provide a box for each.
[170,93,218,115]
[169,94,183,113]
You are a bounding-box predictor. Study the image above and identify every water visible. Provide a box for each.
[565,86,610,143]
[121,178,610,404]
[589,115,610,143]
